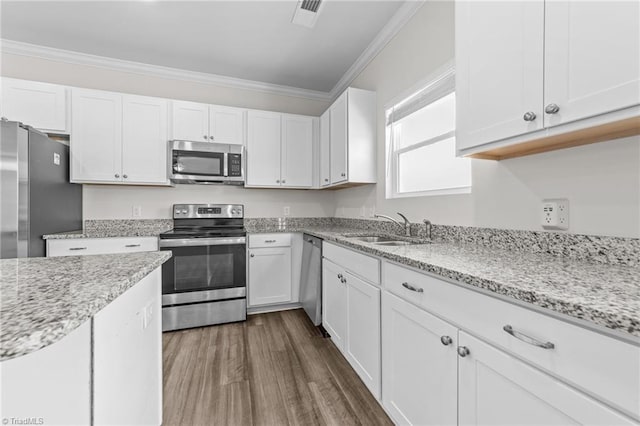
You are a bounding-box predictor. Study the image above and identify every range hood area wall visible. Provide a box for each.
[332,2,640,239]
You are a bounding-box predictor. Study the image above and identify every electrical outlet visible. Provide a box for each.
[132,205,142,218]
[541,199,569,230]
[283,206,290,216]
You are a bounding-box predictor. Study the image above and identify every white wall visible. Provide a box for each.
[333,1,640,238]
[1,51,335,219]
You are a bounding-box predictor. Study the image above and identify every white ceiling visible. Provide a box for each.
[0,1,406,93]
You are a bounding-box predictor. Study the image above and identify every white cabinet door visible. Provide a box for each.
[281,114,313,188]
[122,95,168,184]
[93,268,162,426]
[248,247,292,306]
[544,1,640,127]
[170,100,209,142]
[209,105,245,144]
[1,78,68,133]
[345,272,381,399]
[330,91,348,184]
[246,110,282,187]
[382,292,458,426]
[322,259,347,352]
[71,89,122,183]
[458,331,636,426]
[319,109,331,187]
[456,1,544,151]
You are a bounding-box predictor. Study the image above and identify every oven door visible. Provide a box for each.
[159,237,246,306]
[172,149,226,178]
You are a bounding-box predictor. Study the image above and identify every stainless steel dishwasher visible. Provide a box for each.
[300,234,322,326]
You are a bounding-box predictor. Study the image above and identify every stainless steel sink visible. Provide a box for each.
[354,236,398,243]
[374,241,415,246]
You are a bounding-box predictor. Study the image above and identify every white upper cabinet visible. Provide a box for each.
[456,1,544,150]
[171,101,245,144]
[329,91,348,184]
[71,88,169,185]
[209,105,245,144]
[170,100,209,142]
[1,77,69,133]
[122,95,168,184]
[281,114,313,188]
[543,1,640,127]
[319,109,331,187]
[324,87,376,187]
[246,110,282,187]
[71,89,123,183]
[456,0,640,157]
[246,110,314,188]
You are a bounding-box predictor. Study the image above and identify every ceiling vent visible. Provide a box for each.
[291,0,324,28]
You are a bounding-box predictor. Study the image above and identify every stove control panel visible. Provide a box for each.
[173,204,244,219]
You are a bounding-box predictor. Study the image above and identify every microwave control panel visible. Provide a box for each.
[228,154,242,177]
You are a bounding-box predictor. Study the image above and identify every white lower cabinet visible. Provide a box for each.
[458,331,636,426]
[93,268,162,426]
[322,244,381,399]
[382,292,458,426]
[248,233,294,307]
[47,236,158,257]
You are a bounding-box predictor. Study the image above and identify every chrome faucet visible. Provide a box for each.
[374,212,412,237]
[423,219,432,240]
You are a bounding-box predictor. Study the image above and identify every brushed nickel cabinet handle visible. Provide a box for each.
[503,325,555,349]
[401,282,424,293]
[114,173,120,178]
[264,239,276,243]
[440,336,453,346]
[457,346,470,357]
[545,104,560,114]
[523,111,537,121]
[69,247,87,251]
[250,253,255,258]
[125,244,141,248]
[203,135,208,140]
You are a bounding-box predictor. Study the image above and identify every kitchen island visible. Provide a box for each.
[0,251,171,425]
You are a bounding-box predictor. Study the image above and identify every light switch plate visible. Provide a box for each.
[53,152,60,165]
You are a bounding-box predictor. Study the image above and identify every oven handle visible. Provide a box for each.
[159,236,246,248]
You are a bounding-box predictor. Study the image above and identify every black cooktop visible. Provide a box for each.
[159,227,246,239]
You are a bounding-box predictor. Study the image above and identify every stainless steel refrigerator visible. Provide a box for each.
[0,120,82,258]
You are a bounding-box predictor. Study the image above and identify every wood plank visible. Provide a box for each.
[468,115,640,160]
[163,309,392,426]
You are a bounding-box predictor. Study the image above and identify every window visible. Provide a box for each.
[385,66,471,198]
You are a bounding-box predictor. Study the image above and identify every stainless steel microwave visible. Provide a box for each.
[169,140,244,185]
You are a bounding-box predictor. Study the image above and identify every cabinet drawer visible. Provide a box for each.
[384,261,640,419]
[323,242,380,284]
[47,237,158,257]
[248,233,291,248]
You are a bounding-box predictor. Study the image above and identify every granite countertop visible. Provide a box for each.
[248,224,640,339]
[43,229,163,239]
[0,251,172,361]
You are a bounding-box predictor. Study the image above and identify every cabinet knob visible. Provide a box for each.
[250,253,255,258]
[337,273,343,279]
[324,178,329,182]
[522,111,537,122]
[209,136,214,140]
[440,336,453,346]
[123,174,128,179]
[545,104,560,114]
[341,173,346,177]
[276,180,280,184]
[114,173,120,178]
[341,277,347,284]
[457,346,470,357]
[203,135,208,140]
[281,180,286,184]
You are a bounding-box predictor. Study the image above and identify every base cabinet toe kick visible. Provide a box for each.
[0,268,163,426]
[320,242,640,426]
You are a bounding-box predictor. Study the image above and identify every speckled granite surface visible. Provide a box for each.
[0,251,172,361]
[43,219,172,239]
[247,221,640,338]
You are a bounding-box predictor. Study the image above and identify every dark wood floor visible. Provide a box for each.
[162,309,393,426]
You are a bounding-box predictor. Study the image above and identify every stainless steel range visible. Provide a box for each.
[159,204,246,331]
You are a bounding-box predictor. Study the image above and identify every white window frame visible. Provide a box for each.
[385,61,471,199]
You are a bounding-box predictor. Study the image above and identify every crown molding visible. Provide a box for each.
[329,0,425,100]
[0,2,423,104]
[0,39,333,102]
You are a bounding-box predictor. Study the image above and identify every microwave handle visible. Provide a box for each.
[223,152,228,177]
